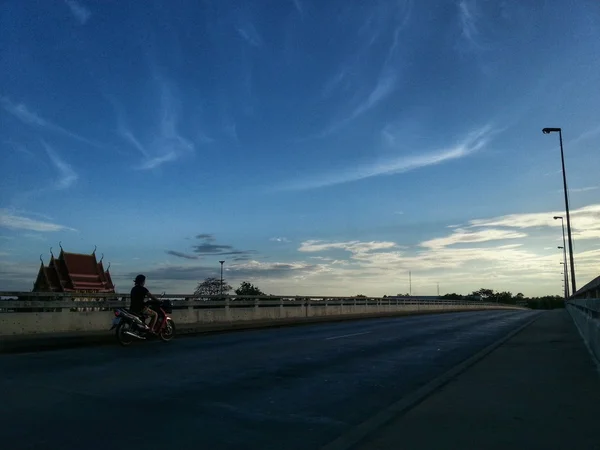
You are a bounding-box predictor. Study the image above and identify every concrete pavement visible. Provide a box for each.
[351,309,600,450]
[0,310,536,450]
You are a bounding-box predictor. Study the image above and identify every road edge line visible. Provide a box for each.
[320,312,542,450]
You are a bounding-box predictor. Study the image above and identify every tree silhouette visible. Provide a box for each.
[235,281,265,296]
[194,277,232,297]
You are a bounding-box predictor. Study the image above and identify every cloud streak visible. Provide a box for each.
[236,23,263,47]
[41,142,78,190]
[458,0,481,50]
[281,125,493,190]
[166,250,199,260]
[0,209,76,232]
[0,97,98,147]
[64,0,91,25]
[112,79,195,171]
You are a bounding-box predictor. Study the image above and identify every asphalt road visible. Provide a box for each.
[0,310,537,450]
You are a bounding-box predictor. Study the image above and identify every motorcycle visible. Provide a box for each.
[110,295,176,346]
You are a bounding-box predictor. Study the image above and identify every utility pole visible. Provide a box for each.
[219,260,225,297]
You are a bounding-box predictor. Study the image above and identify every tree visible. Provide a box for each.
[194,277,232,297]
[235,281,265,296]
[472,288,495,300]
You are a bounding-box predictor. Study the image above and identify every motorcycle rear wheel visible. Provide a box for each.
[116,321,134,346]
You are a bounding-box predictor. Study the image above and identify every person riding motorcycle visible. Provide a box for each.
[130,274,160,333]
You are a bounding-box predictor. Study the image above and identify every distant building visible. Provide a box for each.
[33,247,115,293]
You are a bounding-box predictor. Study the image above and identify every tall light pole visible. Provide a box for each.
[554,215,569,299]
[559,258,569,299]
[219,260,225,296]
[543,128,576,295]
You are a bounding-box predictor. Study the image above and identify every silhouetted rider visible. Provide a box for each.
[130,274,160,333]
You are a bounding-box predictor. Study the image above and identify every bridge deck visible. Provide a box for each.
[351,309,600,450]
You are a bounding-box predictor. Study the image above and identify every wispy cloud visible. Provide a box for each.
[112,79,195,171]
[420,228,527,250]
[64,0,91,25]
[120,129,149,159]
[351,73,397,120]
[281,124,493,190]
[467,204,600,241]
[570,125,600,147]
[41,142,78,190]
[313,1,411,138]
[0,209,76,232]
[137,152,178,170]
[236,23,263,47]
[292,0,303,15]
[571,186,599,193]
[458,0,481,50]
[270,237,291,243]
[0,97,98,146]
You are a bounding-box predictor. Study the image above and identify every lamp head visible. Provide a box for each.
[542,127,561,134]
[553,216,562,220]
[219,260,225,264]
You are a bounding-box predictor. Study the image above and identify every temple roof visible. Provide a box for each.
[33,248,115,293]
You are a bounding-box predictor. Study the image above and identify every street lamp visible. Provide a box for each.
[554,216,569,297]
[219,260,225,297]
[558,247,570,298]
[543,128,576,295]
[559,258,569,299]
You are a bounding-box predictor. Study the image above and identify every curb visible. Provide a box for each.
[320,311,542,450]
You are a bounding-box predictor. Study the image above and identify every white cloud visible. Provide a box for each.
[236,23,262,47]
[351,73,397,119]
[299,240,397,254]
[570,125,600,147]
[137,151,178,170]
[112,79,194,171]
[281,125,493,190]
[458,0,481,50]
[0,97,97,146]
[569,186,599,193]
[468,204,600,240]
[270,237,291,243]
[64,0,91,25]
[421,228,527,249]
[0,210,76,232]
[41,142,78,189]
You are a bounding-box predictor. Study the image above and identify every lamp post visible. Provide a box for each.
[554,216,569,298]
[219,260,225,297]
[559,259,569,299]
[543,128,576,295]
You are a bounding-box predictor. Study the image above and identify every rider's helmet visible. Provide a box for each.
[134,274,146,285]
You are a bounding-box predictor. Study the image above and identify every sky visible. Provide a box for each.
[1,0,599,297]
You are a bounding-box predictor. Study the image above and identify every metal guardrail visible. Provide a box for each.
[0,291,514,312]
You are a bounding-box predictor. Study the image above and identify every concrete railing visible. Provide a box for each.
[0,291,525,337]
[566,298,600,363]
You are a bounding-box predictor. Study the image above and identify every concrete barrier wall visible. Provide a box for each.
[566,298,600,363]
[0,296,524,337]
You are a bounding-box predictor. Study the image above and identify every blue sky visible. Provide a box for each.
[1,0,599,296]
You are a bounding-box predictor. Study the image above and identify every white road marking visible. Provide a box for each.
[325,331,371,341]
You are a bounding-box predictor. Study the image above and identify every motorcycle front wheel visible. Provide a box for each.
[160,319,176,342]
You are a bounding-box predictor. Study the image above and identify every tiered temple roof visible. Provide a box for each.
[33,247,115,293]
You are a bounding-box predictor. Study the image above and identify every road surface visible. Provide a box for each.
[0,310,537,449]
